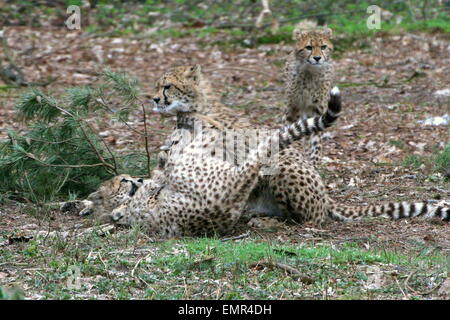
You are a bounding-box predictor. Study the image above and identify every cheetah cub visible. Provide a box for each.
[284,27,334,167]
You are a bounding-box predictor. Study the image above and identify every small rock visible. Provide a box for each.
[417,114,449,126]
[434,89,450,97]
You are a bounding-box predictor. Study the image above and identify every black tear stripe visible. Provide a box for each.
[162,88,169,105]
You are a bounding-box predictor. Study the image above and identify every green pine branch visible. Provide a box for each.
[0,68,154,203]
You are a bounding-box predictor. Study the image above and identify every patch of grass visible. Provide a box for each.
[434,144,450,179]
[402,144,450,181]
[255,26,295,45]
[3,229,448,300]
[0,71,154,203]
[389,139,405,149]
[403,154,425,169]
[399,18,450,33]
[0,286,24,300]
[207,14,450,52]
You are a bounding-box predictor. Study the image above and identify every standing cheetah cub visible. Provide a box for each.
[284,27,334,167]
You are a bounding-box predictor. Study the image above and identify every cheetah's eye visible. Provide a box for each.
[163,85,171,90]
[305,46,313,50]
[137,178,143,183]
[121,178,128,183]
[321,45,327,50]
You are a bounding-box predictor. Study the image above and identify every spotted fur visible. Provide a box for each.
[110,94,341,236]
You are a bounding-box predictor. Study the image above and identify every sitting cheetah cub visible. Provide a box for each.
[284,27,334,167]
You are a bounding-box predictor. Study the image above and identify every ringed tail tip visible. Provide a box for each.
[331,86,340,96]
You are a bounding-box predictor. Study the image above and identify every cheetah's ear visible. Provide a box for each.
[322,27,332,38]
[293,28,304,40]
[185,64,202,83]
[189,64,201,73]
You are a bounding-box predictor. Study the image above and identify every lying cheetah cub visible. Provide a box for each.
[60,156,166,221]
[60,174,145,222]
[284,27,334,167]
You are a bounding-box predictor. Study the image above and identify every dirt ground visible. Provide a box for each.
[0,26,449,299]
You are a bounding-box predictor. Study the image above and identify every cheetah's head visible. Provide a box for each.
[110,178,163,226]
[152,65,207,116]
[293,28,333,68]
[79,174,144,217]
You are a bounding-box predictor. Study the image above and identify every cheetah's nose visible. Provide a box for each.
[153,97,160,103]
[313,56,321,62]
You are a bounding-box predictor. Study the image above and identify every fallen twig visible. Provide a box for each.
[249,259,314,284]
[141,101,152,177]
[131,252,153,278]
[334,237,371,244]
[394,277,409,299]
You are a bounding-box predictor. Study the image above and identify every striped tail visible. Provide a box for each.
[279,86,341,149]
[329,201,449,222]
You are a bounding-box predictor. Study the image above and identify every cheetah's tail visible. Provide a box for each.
[278,86,341,149]
[328,201,449,222]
